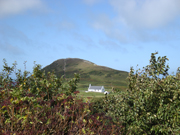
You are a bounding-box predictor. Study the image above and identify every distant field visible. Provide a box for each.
[76,89,119,99]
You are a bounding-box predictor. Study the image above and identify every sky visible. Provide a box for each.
[0,0,180,76]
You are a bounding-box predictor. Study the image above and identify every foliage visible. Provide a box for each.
[89,97,107,115]
[1,59,80,99]
[0,59,123,134]
[105,52,180,134]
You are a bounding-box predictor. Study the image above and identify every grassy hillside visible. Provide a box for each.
[42,58,128,91]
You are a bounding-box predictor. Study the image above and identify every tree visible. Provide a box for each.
[105,52,180,134]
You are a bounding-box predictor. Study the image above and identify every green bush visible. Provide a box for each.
[0,60,123,134]
[89,97,107,115]
[105,52,180,134]
[0,59,80,99]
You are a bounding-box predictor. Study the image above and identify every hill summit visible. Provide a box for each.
[42,58,128,90]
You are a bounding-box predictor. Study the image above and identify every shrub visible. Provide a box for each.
[0,60,123,134]
[0,59,80,100]
[89,97,107,115]
[0,93,123,134]
[105,52,180,134]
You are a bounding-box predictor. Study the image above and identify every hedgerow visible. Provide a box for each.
[0,59,123,134]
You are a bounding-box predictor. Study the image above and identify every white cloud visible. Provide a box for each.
[92,14,128,43]
[92,14,114,33]
[0,0,43,18]
[110,0,180,29]
[90,0,180,44]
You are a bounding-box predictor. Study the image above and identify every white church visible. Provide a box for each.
[87,84,105,93]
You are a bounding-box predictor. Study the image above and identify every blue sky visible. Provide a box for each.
[0,0,180,75]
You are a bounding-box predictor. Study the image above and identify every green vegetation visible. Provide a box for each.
[42,58,128,90]
[0,59,122,134]
[78,91,105,97]
[77,89,119,99]
[103,52,180,134]
[1,52,180,134]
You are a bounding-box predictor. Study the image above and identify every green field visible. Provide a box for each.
[77,90,106,97]
[76,89,119,99]
[42,58,128,90]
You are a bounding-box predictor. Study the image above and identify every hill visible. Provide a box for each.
[42,58,128,90]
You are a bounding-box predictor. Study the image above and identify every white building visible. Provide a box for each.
[88,84,105,93]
